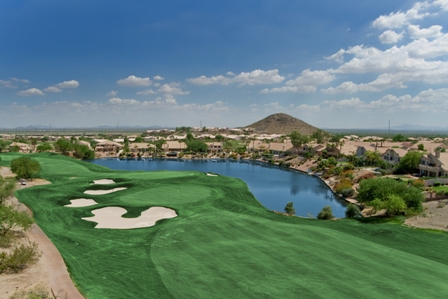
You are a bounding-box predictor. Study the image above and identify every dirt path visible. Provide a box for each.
[0,167,85,299]
[405,200,448,232]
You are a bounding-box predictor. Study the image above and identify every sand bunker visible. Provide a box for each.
[84,187,127,195]
[82,206,177,229]
[206,173,218,176]
[92,179,116,185]
[65,199,98,208]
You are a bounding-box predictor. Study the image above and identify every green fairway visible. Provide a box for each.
[2,153,448,298]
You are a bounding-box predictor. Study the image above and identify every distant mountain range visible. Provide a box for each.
[390,124,448,131]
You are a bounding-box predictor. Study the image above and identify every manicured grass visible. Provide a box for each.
[432,186,448,192]
[3,153,448,298]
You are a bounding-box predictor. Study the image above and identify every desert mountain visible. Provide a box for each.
[245,113,320,135]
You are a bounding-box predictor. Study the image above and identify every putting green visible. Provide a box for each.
[2,152,448,299]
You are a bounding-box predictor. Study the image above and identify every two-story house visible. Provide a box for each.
[419,151,448,177]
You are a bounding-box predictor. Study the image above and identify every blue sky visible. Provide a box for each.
[1,0,448,129]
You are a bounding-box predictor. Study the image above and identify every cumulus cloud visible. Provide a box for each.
[117,75,152,87]
[187,69,285,86]
[261,69,335,93]
[11,78,30,84]
[55,80,79,89]
[157,84,189,95]
[44,86,62,93]
[1,78,29,88]
[107,90,118,97]
[372,1,431,29]
[325,49,346,63]
[136,89,156,95]
[408,24,443,38]
[0,80,15,88]
[379,30,404,44]
[153,75,164,81]
[18,88,44,96]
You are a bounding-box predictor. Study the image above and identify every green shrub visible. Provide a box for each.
[343,163,354,171]
[340,188,354,198]
[411,179,425,190]
[317,206,334,220]
[284,202,295,216]
[0,241,41,274]
[436,190,445,196]
[345,204,360,218]
[433,181,441,187]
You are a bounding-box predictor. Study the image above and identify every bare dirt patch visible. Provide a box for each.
[405,201,448,232]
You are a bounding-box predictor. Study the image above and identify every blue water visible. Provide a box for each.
[90,159,348,218]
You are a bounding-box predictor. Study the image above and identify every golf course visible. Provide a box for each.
[2,153,448,298]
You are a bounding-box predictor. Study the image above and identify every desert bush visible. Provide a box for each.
[345,204,360,218]
[334,178,353,194]
[317,206,334,220]
[8,283,51,299]
[343,163,354,171]
[354,172,376,183]
[411,179,425,190]
[340,188,354,198]
[0,241,41,274]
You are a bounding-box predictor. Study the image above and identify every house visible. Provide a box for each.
[9,142,32,153]
[165,141,187,152]
[78,141,92,149]
[207,142,223,152]
[380,148,408,165]
[267,142,293,155]
[95,141,123,153]
[129,143,155,153]
[419,151,448,177]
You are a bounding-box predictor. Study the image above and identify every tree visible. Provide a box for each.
[73,144,95,159]
[312,130,326,144]
[290,131,309,152]
[0,176,16,204]
[317,206,333,220]
[417,144,425,151]
[0,140,11,153]
[364,151,382,166]
[284,202,295,215]
[392,134,407,142]
[10,157,41,180]
[396,151,423,174]
[345,204,360,218]
[356,177,423,214]
[0,205,33,238]
[54,138,73,155]
[369,194,407,216]
[215,134,225,142]
[186,140,208,153]
[36,143,53,152]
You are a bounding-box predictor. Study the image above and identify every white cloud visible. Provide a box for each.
[55,80,79,89]
[11,78,30,83]
[187,69,285,86]
[261,69,335,93]
[372,1,431,29]
[106,90,118,97]
[157,84,189,95]
[408,24,443,38]
[325,49,346,63]
[226,71,235,76]
[44,86,62,93]
[0,80,14,88]
[136,89,156,95]
[379,30,404,44]
[153,75,164,81]
[117,75,152,87]
[17,88,44,96]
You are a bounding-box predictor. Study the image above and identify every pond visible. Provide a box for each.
[90,159,348,218]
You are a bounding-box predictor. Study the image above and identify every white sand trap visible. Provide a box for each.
[92,179,116,185]
[206,173,218,176]
[82,206,177,229]
[84,187,127,195]
[65,199,98,208]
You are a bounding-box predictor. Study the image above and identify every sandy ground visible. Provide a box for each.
[405,200,448,232]
[0,166,84,299]
[65,199,98,208]
[84,187,127,195]
[82,206,177,229]
[92,179,115,185]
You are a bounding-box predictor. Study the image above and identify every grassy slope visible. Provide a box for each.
[2,153,448,298]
